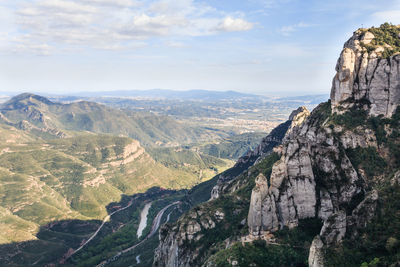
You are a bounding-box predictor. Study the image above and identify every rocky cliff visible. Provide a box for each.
[331,24,400,117]
[154,24,400,267]
[154,108,308,267]
[210,106,310,200]
[247,24,400,265]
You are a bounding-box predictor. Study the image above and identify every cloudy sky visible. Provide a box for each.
[0,0,399,96]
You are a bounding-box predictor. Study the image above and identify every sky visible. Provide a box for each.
[0,0,399,96]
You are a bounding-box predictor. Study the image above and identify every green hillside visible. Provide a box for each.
[0,128,232,246]
[0,93,230,146]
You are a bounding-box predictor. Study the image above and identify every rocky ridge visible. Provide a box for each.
[247,25,400,265]
[331,24,400,117]
[154,107,310,267]
[154,24,400,267]
[210,106,310,200]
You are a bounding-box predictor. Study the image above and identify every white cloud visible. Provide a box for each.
[14,41,53,56]
[6,0,254,55]
[215,17,254,32]
[81,0,140,8]
[31,0,97,14]
[119,14,189,38]
[278,22,312,36]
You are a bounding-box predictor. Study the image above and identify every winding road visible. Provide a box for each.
[97,201,181,267]
[65,197,135,260]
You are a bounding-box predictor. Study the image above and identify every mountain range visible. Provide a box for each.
[60,89,259,100]
[0,93,232,146]
[1,23,399,267]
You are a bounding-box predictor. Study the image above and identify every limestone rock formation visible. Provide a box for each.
[331,27,400,117]
[245,26,400,266]
[246,101,365,241]
[247,173,269,236]
[210,106,310,200]
[154,25,400,267]
[154,107,311,267]
[308,235,325,267]
[154,208,222,267]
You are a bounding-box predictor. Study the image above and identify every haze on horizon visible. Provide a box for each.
[0,0,399,96]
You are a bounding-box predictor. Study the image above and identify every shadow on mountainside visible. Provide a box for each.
[0,187,183,267]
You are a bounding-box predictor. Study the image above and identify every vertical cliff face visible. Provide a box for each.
[154,108,309,267]
[247,102,366,239]
[246,24,400,266]
[154,24,400,267]
[331,26,400,117]
[210,106,310,200]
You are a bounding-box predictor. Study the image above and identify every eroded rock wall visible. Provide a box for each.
[331,30,400,117]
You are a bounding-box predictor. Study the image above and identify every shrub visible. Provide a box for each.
[386,237,399,253]
[346,147,387,178]
[331,107,368,129]
[360,23,400,58]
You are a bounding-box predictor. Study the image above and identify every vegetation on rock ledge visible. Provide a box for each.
[360,23,400,58]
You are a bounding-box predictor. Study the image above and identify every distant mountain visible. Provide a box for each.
[0,90,329,104]
[64,89,259,101]
[0,93,230,145]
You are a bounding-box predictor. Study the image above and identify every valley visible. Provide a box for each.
[2,0,398,265]
[0,91,318,266]
[153,23,400,267]
[2,23,400,266]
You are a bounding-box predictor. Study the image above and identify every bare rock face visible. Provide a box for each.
[308,235,325,267]
[331,28,400,117]
[247,102,364,239]
[154,108,310,267]
[245,28,399,267]
[247,173,269,235]
[210,106,310,201]
[285,106,311,139]
[155,27,399,267]
[320,210,347,245]
[154,208,220,267]
[391,170,400,185]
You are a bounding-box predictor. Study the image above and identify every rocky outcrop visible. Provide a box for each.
[308,235,324,267]
[307,190,378,266]
[247,174,269,235]
[346,190,379,237]
[106,140,145,167]
[246,27,398,266]
[391,170,400,185]
[154,26,399,267]
[246,26,400,245]
[331,27,400,117]
[16,120,66,138]
[210,106,310,200]
[0,102,67,138]
[247,101,366,239]
[154,108,311,267]
[154,208,225,267]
